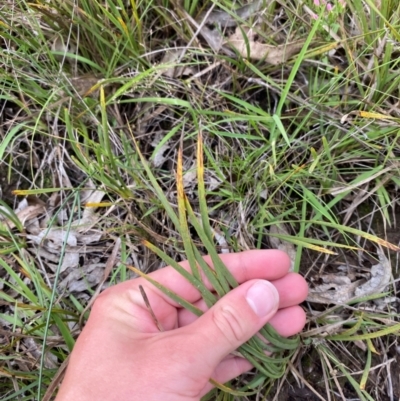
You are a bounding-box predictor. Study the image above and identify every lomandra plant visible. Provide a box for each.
[128,133,300,397]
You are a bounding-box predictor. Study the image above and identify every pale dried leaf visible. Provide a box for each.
[307,250,390,305]
[56,209,69,224]
[269,224,296,271]
[152,143,170,167]
[373,296,399,310]
[181,160,221,190]
[14,198,29,213]
[23,337,58,369]
[73,189,106,229]
[79,180,97,204]
[327,165,398,196]
[151,135,170,167]
[52,35,77,60]
[354,340,367,351]
[306,246,391,304]
[321,274,352,285]
[27,229,77,247]
[82,189,106,208]
[212,227,229,254]
[75,230,102,244]
[35,248,63,264]
[16,205,45,229]
[0,201,45,230]
[192,1,263,53]
[69,75,101,97]
[27,229,79,272]
[66,269,104,293]
[226,26,304,63]
[355,249,392,297]
[160,50,194,78]
[302,318,346,337]
[259,189,268,199]
[198,0,263,28]
[58,162,72,188]
[207,175,221,191]
[59,262,104,293]
[59,252,80,273]
[183,162,197,188]
[307,279,363,304]
[199,26,225,52]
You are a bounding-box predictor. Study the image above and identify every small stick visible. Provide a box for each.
[139,285,164,332]
[42,355,70,401]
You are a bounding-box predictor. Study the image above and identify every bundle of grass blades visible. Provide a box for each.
[129,132,300,396]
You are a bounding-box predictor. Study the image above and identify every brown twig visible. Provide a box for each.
[139,285,164,332]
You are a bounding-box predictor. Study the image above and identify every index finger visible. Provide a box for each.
[121,249,292,306]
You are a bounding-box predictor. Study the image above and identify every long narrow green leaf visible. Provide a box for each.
[99,85,117,175]
[301,185,338,224]
[310,220,400,251]
[0,258,38,303]
[0,200,24,231]
[275,17,321,116]
[360,334,372,390]
[51,313,75,352]
[238,345,286,378]
[177,145,201,281]
[209,379,256,397]
[0,122,25,161]
[151,122,184,161]
[322,345,375,401]
[142,240,217,306]
[258,219,400,252]
[192,246,226,298]
[37,192,80,399]
[259,325,300,350]
[185,197,237,290]
[327,323,400,341]
[131,134,180,229]
[267,233,358,252]
[272,114,290,147]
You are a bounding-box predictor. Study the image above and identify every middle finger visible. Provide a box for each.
[178,272,307,327]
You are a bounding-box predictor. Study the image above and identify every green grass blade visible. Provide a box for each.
[275,17,321,116]
[177,145,201,281]
[185,197,237,291]
[192,245,226,298]
[0,258,38,303]
[51,313,75,352]
[142,240,217,306]
[360,335,373,390]
[327,323,400,341]
[131,134,180,229]
[37,191,80,399]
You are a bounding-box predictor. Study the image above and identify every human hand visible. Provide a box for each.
[55,250,308,401]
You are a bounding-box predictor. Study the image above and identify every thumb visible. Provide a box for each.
[186,279,279,370]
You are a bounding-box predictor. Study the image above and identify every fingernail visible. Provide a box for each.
[246,281,279,317]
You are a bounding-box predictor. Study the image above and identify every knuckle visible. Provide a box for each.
[92,288,113,313]
[212,305,246,346]
[95,288,111,304]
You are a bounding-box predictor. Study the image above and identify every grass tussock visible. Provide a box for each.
[1,0,400,400]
